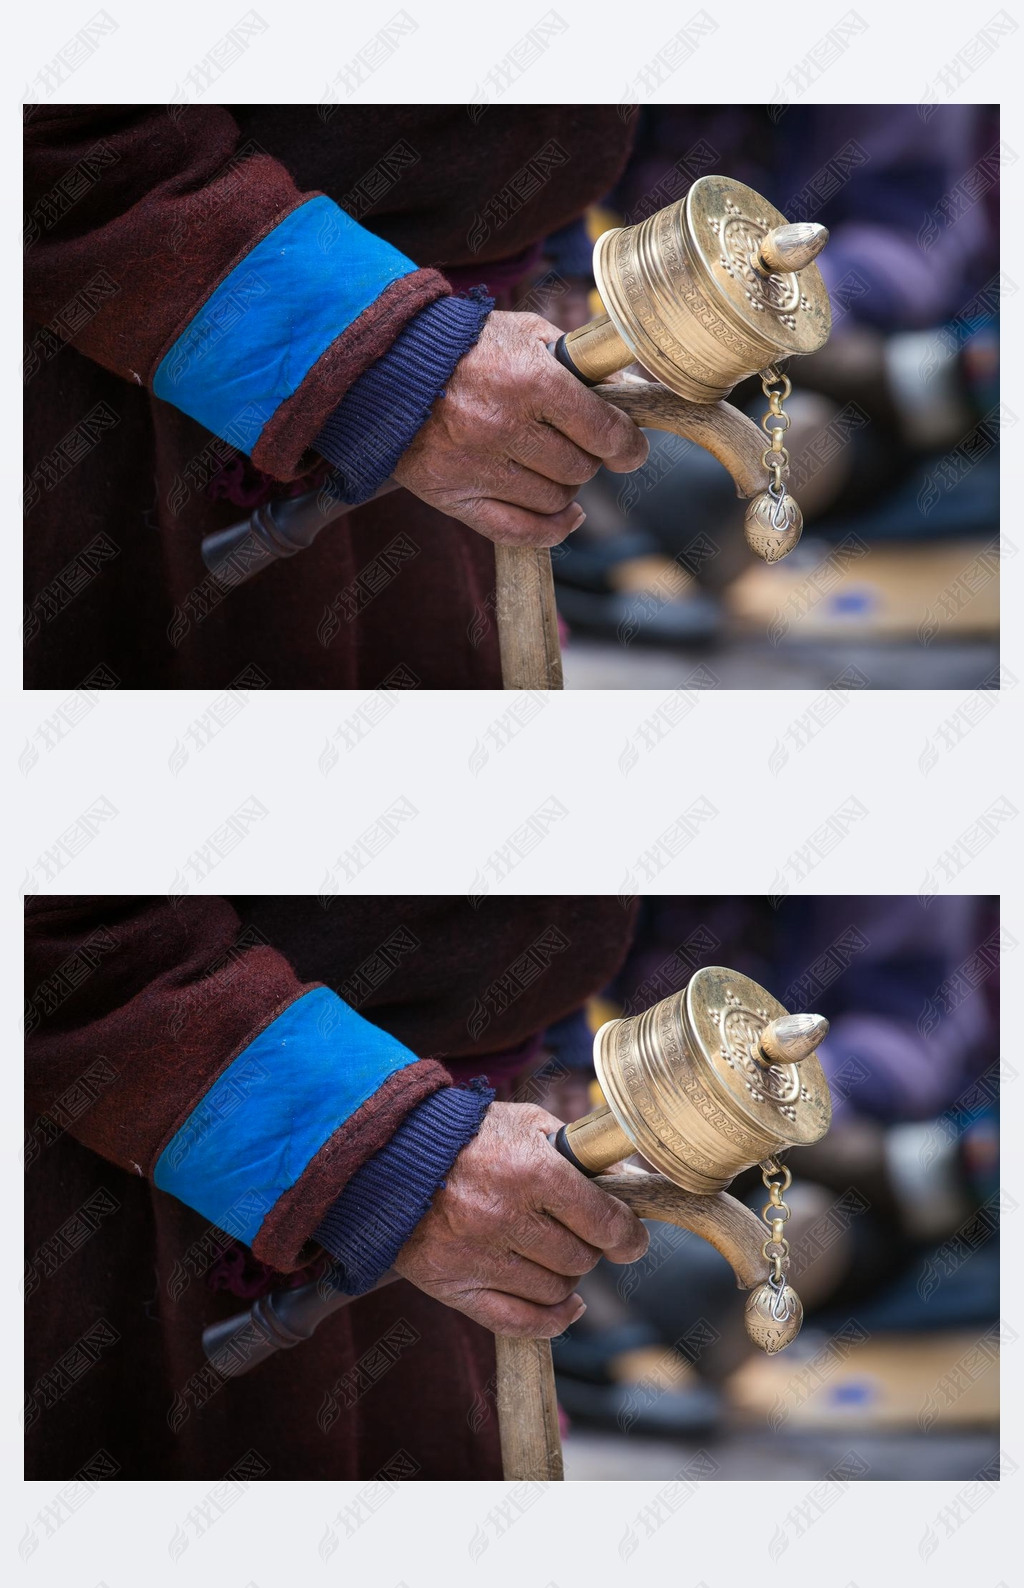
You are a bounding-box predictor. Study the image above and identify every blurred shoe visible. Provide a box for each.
[552,1321,656,1384]
[552,1324,724,1436]
[553,539,723,647]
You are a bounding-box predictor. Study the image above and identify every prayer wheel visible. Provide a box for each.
[554,174,832,402]
[555,966,832,1193]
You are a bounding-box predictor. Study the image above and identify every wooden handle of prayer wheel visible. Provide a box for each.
[494,1168,778,1479]
[594,378,773,500]
[591,1167,776,1290]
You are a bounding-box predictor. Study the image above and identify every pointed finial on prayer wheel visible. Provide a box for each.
[756,222,830,276]
[757,1012,829,1066]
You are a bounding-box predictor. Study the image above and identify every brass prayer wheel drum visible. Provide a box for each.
[561,175,832,403]
[562,967,832,1193]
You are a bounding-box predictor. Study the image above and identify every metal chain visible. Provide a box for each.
[758,365,793,502]
[759,1156,793,1285]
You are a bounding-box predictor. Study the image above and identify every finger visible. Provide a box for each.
[485,1250,580,1306]
[469,1288,586,1339]
[490,460,580,515]
[537,364,650,473]
[458,496,585,548]
[509,422,602,487]
[540,1154,650,1263]
[510,1212,604,1278]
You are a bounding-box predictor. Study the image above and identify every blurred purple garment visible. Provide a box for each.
[784,106,997,332]
[783,895,998,1124]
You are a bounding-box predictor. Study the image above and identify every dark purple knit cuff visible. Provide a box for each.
[312,289,494,504]
[312,1078,494,1293]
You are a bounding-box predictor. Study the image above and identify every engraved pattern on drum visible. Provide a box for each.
[710,198,810,331]
[712,987,801,1122]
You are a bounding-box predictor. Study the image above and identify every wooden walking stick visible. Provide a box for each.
[493,543,564,691]
[201,175,833,688]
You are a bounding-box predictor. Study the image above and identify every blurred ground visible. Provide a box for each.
[556,446,1000,689]
[563,1425,998,1480]
[555,1280,1002,1477]
[562,634,999,690]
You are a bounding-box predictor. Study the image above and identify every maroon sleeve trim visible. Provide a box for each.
[252,1056,453,1270]
[250,267,452,481]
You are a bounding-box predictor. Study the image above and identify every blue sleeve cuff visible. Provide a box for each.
[313,1078,494,1293]
[153,986,421,1245]
[153,196,418,455]
[312,289,494,504]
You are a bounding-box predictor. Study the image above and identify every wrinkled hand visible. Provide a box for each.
[393,1101,649,1337]
[392,310,649,547]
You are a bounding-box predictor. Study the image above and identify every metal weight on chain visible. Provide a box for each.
[744,367,804,562]
[743,1160,805,1352]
